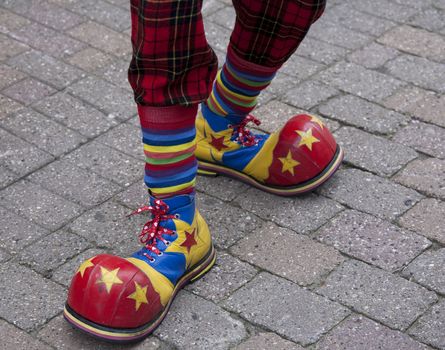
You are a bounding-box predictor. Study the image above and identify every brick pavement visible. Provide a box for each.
[0,0,444,349]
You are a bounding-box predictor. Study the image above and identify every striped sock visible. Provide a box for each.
[138,105,198,198]
[205,47,277,124]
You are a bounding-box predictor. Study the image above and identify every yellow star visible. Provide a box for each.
[296,128,320,151]
[278,151,300,176]
[77,257,94,278]
[96,267,123,293]
[310,115,324,129]
[127,281,149,311]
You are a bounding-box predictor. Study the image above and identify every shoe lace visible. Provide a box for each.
[128,199,176,261]
[229,115,262,147]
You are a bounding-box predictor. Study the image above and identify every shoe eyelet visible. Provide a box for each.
[165,241,171,246]
[150,258,156,263]
[174,213,181,219]
[157,252,163,256]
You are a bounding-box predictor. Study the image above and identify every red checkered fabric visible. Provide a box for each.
[128,0,326,107]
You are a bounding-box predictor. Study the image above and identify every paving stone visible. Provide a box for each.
[348,43,399,69]
[319,94,408,134]
[0,8,31,35]
[296,37,349,65]
[316,210,431,271]
[68,200,145,247]
[10,22,86,58]
[0,179,84,230]
[395,158,445,199]
[317,62,405,103]
[95,58,132,91]
[255,100,339,134]
[316,314,431,350]
[202,0,226,17]
[334,126,418,176]
[409,7,445,31]
[186,251,257,302]
[235,188,344,234]
[391,0,433,9]
[378,25,445,62]
[384,55,445,93]
[0,93,23,117]
[203,21,231,53]
[0,262,66,331]
[319,168,422,220]
[33,91,118,138]
[399,198,445,244]
[223,272,349,345]
[96,122,143,160]
[28,159,122,206]
[0,128,54,178]
[2,78,56,106]
[265,72,301,97]
[66,47,114,72]
[51,247,108,287]
[198,193,264,249]
[351,0,419,22]
[8,50,84,89]
[409,300,445,350]
[318,260,437,330]
[19,230,89,275]
[0,33,28,62]
[69,0,130,31]
[37,314,164,350]
[196,175,249,201]
[0,63,27,90]
[67,76,135,120]
[402,248,445,294]
[65,141,143,186]
[308,20,372,50]
[0,166,17,189]
[0,206,49,255]
[2,0,84,31]
[0,249,11,262]
[114,180,147,209]
[393,121,445,159]
[207,5,235,30]
[235,332,304,350]
[0,319,52,350]
[232,221,344,286]
[1,108,86,157]
[68,21,131,58]
[327,4,398,36]
[279,55,325,80]
[155,291,246,349]
[384,86,445,128]
[282,80,339,109]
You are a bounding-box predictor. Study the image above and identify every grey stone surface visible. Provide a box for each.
[319,94,409,134]
[399,198,445,244]
[0,8,31,34]
[393,121,445,159]
[96,122,143,160]
[279,55,325,80]
[28,158,122,206]
[223,272,350,346]
[7,50,84,89]
[18,230,90,275]
[155,291,247,349]
[186,251,257,302]
[348,43,399,69]
[0,262,66,331]
[351,0,418,21]
[114,180,148,209]
[316,315,431,350]
[235,188,344,234]
[409,7,445,31]
[316,210,431,271]
[409,300,445,350]
[2,77,56,106]
[0,63,27,90]
[282,80,339,109]
[0,93,23,117]
[335,126,417,176]
[297,37,348,65]
[0,319,52,350]
[316,62,405,103]
[395,158,445,200]
[318,260,437,330]
[231,221,344,286]
[403,248,445,294]
[33,92,118,138]
[319,168,423,220]
[95,58,132,91]
[196,175,249,202]
[0,179,84,230]
[66,47,114,72]
[0,33,27,62]
[1,108,86,157]
[235,332,304,350]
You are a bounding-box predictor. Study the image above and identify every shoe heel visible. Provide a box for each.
[197,168,218,177]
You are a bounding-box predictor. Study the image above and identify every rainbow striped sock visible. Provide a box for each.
[205,48,277,124]
[138,105,198,198]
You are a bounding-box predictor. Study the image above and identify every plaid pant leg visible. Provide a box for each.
[230,0,326,68]
[128,0,218,107]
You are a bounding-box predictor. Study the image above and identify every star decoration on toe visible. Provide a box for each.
[97,267,123,293]
[127,281,149,311]
[180,229,197,253]
[210,135,229,151]
[296,128,320,151]
[77,257,95,278]
[279,150,300,176]
[310,115,324,129]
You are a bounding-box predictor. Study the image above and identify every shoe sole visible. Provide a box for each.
[198,145,344,196]
[63,245,216,344]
